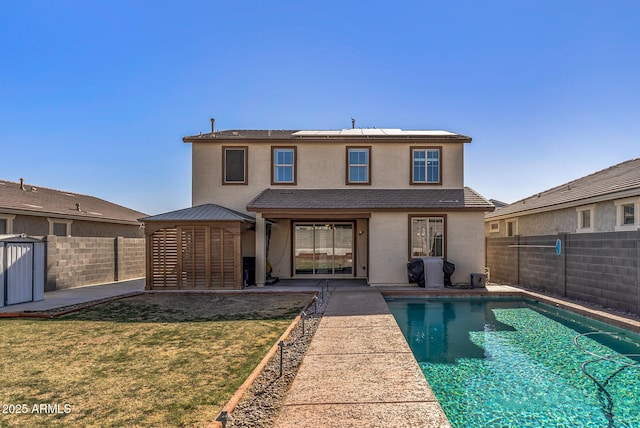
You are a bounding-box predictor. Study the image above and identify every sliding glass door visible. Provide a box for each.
[294,223,353,276]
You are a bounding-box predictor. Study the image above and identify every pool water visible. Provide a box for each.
[386,297,640,427]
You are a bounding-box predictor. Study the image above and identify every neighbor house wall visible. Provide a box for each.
[46,235,145,290]
[486,231,640,315]
[10,214,143,238]
[485,200,620,237]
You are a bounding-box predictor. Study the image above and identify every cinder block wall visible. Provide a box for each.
[485,237,518,283]
[45,236,145,290]
[565,232,639,314]
[116,237,145,281]
[486,231,640,315]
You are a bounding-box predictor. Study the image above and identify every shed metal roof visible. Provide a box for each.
[247,188,494,211]
[140,204,255,222]
[486,158,640,219]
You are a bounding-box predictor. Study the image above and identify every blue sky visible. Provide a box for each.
[2,1,639,215]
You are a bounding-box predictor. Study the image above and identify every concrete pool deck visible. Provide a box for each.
[273,282,640,427]
[274,284,452,428]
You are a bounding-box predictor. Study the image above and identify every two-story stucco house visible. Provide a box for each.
[151,123,492,289]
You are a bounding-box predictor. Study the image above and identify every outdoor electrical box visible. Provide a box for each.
[470,273,487,288]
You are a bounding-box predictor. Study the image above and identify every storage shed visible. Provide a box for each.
[0,234,45,307]
[140,204,255,290]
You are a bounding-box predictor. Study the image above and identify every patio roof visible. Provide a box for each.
[246,188,494,212]
[140,204,255,222]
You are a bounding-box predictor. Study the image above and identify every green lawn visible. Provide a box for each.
[0,293,311,427]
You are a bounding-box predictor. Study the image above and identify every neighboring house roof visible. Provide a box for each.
[183,128,472,143]
[486,158,640,219]
[140,204,255,222]
[0,179,146,224]
[247,188,494,212]
[489,199,508,208]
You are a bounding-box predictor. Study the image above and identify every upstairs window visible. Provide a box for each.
[346,147,371,184]
[411,147,441,184]
[223,146,248,184]
[272,147,296,184]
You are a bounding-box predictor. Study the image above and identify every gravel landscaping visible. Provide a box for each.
[227,289,332,428]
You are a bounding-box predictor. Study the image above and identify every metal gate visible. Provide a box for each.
[0,236,45,307]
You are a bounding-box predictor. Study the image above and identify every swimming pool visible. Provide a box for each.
[386,297,640,427]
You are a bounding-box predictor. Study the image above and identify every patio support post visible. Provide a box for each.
[255,213,266,287]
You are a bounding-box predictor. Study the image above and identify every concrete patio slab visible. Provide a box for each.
[0,278,145,313]
[307,323,412,355]
[274,285,451,428]
[284,353,435,404]
[276,402,450,428]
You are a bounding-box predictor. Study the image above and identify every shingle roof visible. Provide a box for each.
[140,204,255,222]
[0,179,146,224]
[486,158,640,219]
[183,128,471,142]
[247,188,494,211]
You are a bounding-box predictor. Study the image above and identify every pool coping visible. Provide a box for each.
[377,284,640,334]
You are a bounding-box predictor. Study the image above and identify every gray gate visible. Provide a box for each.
[0,235,45,307]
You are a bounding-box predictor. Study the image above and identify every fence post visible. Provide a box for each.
[516,234,520,285]
[114,237,120,282]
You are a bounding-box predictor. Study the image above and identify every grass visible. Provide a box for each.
[0,293,312,427]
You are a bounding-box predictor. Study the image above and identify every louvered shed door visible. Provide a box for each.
[181,226,208,288]
[151,228,179,288]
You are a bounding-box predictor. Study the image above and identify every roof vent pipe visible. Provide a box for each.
[20,177,26,191]
[210,118,215,133]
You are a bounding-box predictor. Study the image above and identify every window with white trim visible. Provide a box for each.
[272,147,296,184]
[48,219,73,236]
[411,147,441,184]
[614,197,640,231]
[0,214,15,234]
[489,221,499,233]
[346,147,370,184]
[506,219,518,237]
[576,205,595,233]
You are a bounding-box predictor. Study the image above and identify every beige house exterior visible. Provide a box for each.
[485,158,640,237]
[184,126,494,286]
